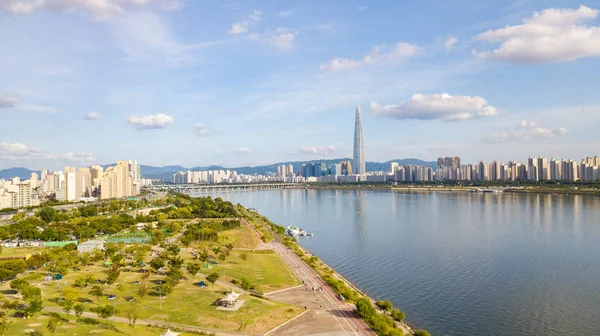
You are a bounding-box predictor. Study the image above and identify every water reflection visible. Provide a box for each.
[212,189,600,336]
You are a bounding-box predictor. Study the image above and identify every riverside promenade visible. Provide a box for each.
[265,228,376,336]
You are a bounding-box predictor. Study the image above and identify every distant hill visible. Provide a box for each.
[139,158,436,180]
[0,167,40,180]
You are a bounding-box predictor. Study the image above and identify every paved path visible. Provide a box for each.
[265,231,376,336]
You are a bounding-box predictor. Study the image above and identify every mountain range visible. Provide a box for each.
[0,158,436,181]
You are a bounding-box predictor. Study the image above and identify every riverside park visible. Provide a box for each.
[0,194,417,336]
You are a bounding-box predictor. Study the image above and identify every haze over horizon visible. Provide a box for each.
[1,0,600,171]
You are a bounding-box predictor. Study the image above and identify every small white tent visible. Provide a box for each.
[160,329,181,336]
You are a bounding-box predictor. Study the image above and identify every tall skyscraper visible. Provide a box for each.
[352,106,366,175]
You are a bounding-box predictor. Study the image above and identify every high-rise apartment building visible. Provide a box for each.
[100,161,134,199]
[352,106,366,175]
[340,160,352,176]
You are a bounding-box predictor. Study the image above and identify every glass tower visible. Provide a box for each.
[353,106,366,175]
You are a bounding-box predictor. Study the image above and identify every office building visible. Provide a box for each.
[352,106,366,175]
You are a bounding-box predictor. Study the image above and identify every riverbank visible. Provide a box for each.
[247,210,423,336]
[289,184,600,196]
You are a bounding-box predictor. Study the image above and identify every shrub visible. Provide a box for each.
[390,308,405,322]
[414,330,431,336]
[376,300,393,311]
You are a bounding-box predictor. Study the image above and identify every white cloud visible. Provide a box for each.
[0,142,41,156]
[228,22,249,35]
[127,113,173,129]
[371,93,500,121]
[267,33,295,50]
[0,93,18,108]
[473,5,600,63]
[291,145,338,155]
[320,42,419,71]
[278,10,293,18]
[484,121,567,142]
[444,36,458,51]
[86,111,100,120]
[249,9,261,21]
[237,147,253,153]
[192,124,212,137]
[0,0,185,21]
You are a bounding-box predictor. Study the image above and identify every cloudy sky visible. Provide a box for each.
[1,0,599,170]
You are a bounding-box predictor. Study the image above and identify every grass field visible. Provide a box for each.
[0,246,48,258]
[6,313,168,336]
[218,221,262,249]
[25,254,301,334]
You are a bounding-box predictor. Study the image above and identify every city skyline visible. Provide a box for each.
[1,1,600,170]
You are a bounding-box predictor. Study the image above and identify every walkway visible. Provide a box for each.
[264,229,376,336]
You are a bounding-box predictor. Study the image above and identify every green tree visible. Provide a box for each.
[9,278,29,292]
[47,317,59,335]
[355,298,376,318]
[186,263,201,280]
[206,272,220,284]
[218,252,226,262]
[150,257,166,272]
[240,253,248,262]
[413,330,431,336]
[125,305,139,336]
[137,284,148,303]
[97,305,115,321]
[74,304,85,322]
[106,265,121,287]
[376,300,393,312]
[241,277,251,290]
[38,206,57,223]
[89,285,104,305]
[390,308,405,322]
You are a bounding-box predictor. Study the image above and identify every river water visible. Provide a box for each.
[205,189,600,336]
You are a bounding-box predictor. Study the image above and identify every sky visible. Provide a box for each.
[1,0,599,170]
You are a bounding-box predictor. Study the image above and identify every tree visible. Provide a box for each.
[355,298,376,318]
[150,257,166,272]
[140,271,150,282]
[390,308,405,322]
[47,317,59,335]
[211,247,220,255]
[218,253,226,262]
[125,305,139,336]
[89,285,104,305]
[169,256,185,270]
[137,284,148,303]
[38,206,57,223]
[376,300,393,312]
[9,278,29,292]
[97,305,115,321]
[240,253,248,262]
[241,277,252,290]
[186,263,201,280]
[413,330,431,336]
[106,265,121,287]
[74,304,85,322]
[206,272,219,284]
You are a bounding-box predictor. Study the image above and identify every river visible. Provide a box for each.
[202,188,600,336]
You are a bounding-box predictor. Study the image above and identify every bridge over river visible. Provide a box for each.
[147,183,298,193]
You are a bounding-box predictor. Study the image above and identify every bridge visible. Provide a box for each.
[146,183,299,193]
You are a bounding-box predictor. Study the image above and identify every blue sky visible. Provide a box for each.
[1,0,599,170]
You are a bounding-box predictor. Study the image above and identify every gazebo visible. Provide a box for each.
[218,290,240,307]
[160,329,180,336]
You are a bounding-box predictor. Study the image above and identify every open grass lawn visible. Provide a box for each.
[0,246,48,258]
[190,250,299,293]
[218,221,262,249]
[6,313,167,336]
[29,259,301,334]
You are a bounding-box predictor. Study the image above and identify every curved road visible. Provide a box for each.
[267,229,376,336]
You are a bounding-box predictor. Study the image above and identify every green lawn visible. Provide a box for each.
[218,221,262,249]
[28,256,301,334]
[0,246,48,258]
[6,313,168,336]
[193,250,299,293]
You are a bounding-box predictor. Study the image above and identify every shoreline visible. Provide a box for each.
[288,185,600,196]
